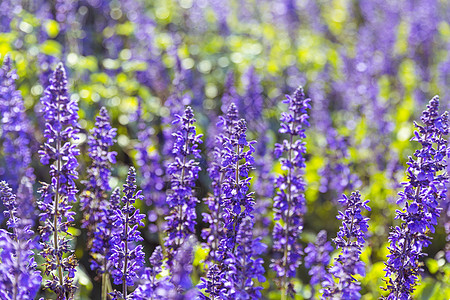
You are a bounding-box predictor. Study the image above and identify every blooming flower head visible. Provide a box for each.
[37,62,79,298]
[322,191,371,300]
[109,167,146,298]
[164,106,202,270]
[271,86,311,296]
[382,96,449,299]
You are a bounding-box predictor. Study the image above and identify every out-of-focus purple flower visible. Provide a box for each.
[0,55,35,223]
[109,167,146,298]
[271,86,310,296]
[0,181,41,300]
[37,63,79,299]
[164,106,202,274]
[322,191,371,300]
[319,130,361,195]
[304,230,333,288]
[90,188,121,275]
[135,99,167,235]
[240,67,274,237]
[382,96,449,299]
[162,50,193,157]
[221,71,240,114]
[81,107,117,242]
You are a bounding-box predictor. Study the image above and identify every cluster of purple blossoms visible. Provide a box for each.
[80,107,117,242]
[199,103,265,299]
[322,191,371,300]
[0,181,41,300]
[109,167,146,299]
[0,55,35,223]
[201,103,239,266]
[383,96,449,299]
[37,63,80,299]
[219,115,256,252]
[304,230,333,290]
[164,106,202,269]
[271,86,310,296]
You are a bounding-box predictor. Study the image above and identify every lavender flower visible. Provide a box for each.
[81,107,117,243]
[304,230,333,288]
[0,181,41,300]
[322,191,370,300]
[0,55,35,223]
[37,63,79,299]
[164,106,202,269]
[271,86,310,296]
[109,167,146,298]
[382,96,449,299]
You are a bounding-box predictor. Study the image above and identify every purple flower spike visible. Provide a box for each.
[271,86,311,296]
[81,107,117,245]
[37,62,80,299]
[322,191,371,300]
[109,167,146,298]
[0,181,41,300]
[164,106,202,273]
[382,96,449,299]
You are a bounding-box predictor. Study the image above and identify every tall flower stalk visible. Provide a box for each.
[0,181,41,300]
[164,106,202,272]
[322,191,371,300]
[382,96,449,299]
[109,167,146,299]
[213,104,264,298]
[271,86,311,297]
[81,106,117,244]
[37,63,79,299]
[201,103,239,267]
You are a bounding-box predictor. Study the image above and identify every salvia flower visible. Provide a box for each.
[37,63,80,299]
[109,167,146,298]
[382,96,449,299]
[201,103,239,266]
[322,191,370,300]
[304,230,333,288]
[219,116,256,252]
[164,106,202,270]
[0,55,35,223]
[0,181,41,300]
[271,86,311,296]
[81,107,117,243]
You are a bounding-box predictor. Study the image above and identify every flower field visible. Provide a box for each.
[0,0,450,299]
